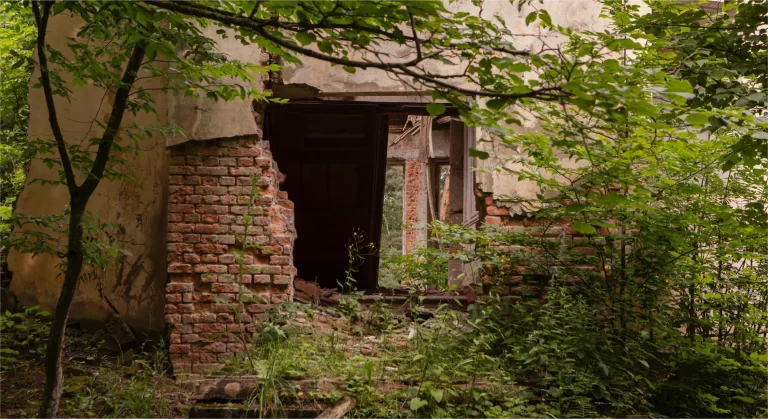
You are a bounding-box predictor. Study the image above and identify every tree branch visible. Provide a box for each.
[152,0,404,43]
[147,0,425,69]
[145,0,549,100]
[407,9,422,60]
[80,40,147,197]
[32,0,77,195]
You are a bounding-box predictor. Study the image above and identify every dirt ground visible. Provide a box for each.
[0,300,437,418]
[1,291,513,419]
[0,325,194,418]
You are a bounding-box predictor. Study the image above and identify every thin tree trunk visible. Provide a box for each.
[31,2,148,409]
[38,198,86,418]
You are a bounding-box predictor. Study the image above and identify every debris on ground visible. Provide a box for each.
[2,293,508,418]
[294,278,477,309]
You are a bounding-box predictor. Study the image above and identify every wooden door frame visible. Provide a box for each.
[367,113,388,290]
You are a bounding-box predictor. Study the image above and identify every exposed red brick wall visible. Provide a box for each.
[478,195,601,300]
[403,161,426,254]
[165,136,296,374]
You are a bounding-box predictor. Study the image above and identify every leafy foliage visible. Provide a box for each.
[0,2,35,235]
[65,344,172,418]
[381,248,450,290]
[0,306,50,370]
[149,0,566,105]
[614,0,767,168]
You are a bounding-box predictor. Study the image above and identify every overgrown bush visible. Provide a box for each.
[469,282,763,419]
[0,2,35,237]
[373,131,768,417]
[0,305,50,369]
[415,1,768,414]
[385,150,768,417]
[379,247,450,290]
[651,341,768,417]
[64,342,172,418]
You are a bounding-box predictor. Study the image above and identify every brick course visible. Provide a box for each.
[479,195,603,300]
[165,136,296,375]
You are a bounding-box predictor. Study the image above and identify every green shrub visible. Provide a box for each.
[651,342,768,417]
[379,247,450,290]
[0,306,50,369]
[409,218,768,417]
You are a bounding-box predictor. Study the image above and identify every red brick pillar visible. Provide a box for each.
[403,161,428,254]
[165,136,296,374]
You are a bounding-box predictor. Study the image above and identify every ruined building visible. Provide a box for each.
[5,1,609,373]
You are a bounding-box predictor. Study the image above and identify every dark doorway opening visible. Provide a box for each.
[265,104,388,290]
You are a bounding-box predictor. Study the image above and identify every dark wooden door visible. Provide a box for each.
[266,104,388,290]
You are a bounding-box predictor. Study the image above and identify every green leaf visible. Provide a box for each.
[525,11,537,26]
[429,388,443,403]
[343,66,356,74]
[604,59,620,73]
[426,103,446,116]
[571,222,597,235]
[469,148,489,160]
[295,32,316,46]
[538,10,552,27]
[507,63,531,73]
[10,58,26,69]
[596,192,628,207]
[632,101,659,117]
[135,6,150,25]
[409,397,428,411]
[592,220,616,229]
[486,98,508,111]
[666,79,693,94]
[686,113,709,125]
[52,2,69,15]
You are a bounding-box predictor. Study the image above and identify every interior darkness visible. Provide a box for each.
[265,104,389,290]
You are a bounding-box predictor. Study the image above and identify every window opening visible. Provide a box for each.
[380,164,405,257]
[435,163,450,221]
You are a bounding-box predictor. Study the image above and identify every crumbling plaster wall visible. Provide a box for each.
[281,0,611,216]
[282,0,609,93]
[7,12,171,331]
[166,27,267,148]
[7,17,267,332]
